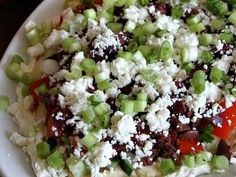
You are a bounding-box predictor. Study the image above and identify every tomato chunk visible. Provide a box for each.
[178,138,204,155]
[213,102,236,140]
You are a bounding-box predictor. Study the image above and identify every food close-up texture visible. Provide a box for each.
[3,0,236,177]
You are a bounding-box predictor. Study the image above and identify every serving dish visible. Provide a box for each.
[0,1,64,176]
[1,0,236,177]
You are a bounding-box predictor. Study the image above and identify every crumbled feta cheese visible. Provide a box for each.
[203,81,222,102]
[146,108,170,134]
[59,77,93,114]
[114,114,137,144]
[123,6,149,24]
[175,30,199,48]
[154,13,180,34]
[213,55,233,74]
[178,115,190,124]
[93,141,116,168]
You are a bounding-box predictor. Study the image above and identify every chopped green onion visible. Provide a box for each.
[184,155,195,168]
[139,45,153,58]
[171,6,183,19]
[196,151,212,165]
[107,23,123,33]
[132,25,144,37]
[143,21,157,34]
[207,1,228,17]
[25,27,41,46]
[136,92,148,101]
[121,100,134,114]
[160,158,175,175]
[80,133,98,149]
[119,159,133,176]
[47,150,65,169]
[134,35,146,46]
[117,51,133,60]
[10,55,24,64]
[35,83,47,94]
[48,87,59,95]
[187,16,200,26]
[127,41,139,52]
[134,100,147,112]
[61,38,81,53]
[211,155,229,170]
[115,0,125,7]
[88,95,101,106]
[94,103,110,116]
[154,29,169,38]
[141,69,158,82]
[201,50,214,63]
[219,32,234,44]
[118,94,129,102]
[159,40,172,61]
[124,0,136,7]
[66,157,87,177]
[138,0,149,6]
[81,58,96,73]
[228,11,236,26]
[182,62,195,73]
[97,10,113,22]
[211,19,225,31]
[102,114,111,128]
[65,68,82,80]
[210,66,225,83]
[192,70,206,94]
[5,63,20,81]
[181,47,190,63]
[83,9,96,20]
[0,96,10,111]
[97,80,110,91]
[189,23,205,33]
[124,20,136,33]
[199,33,213,46]
[36,142,51,159]
[231,86,236,97]
[22,85,29,97]
[82,107,96,123]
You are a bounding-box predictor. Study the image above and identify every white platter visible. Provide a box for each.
[0,0,236,177]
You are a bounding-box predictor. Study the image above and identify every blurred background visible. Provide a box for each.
[0,0,42,58]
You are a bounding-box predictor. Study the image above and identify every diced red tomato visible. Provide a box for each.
[28,77,50,107]
[94,0,103,5]
[178,138,204,155]
[212,102,236,140]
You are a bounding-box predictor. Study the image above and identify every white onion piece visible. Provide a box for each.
[20,58,36,73]
[41,59,60,74]
[26,43,45,58]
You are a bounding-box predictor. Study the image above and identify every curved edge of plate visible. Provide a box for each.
[0,0,64,177]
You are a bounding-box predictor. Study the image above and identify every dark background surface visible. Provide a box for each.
[0,0,42,59]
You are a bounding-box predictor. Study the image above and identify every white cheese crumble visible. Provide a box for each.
[113,114,137,144]
[154,13,180,34]
[59,76,93,114]
[123,6,149,24]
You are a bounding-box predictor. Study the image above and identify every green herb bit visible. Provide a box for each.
[160,158,175,175]
[47,150,65,169]
[210,66,225,83]
[36,142,51,159]
[0,96,10,111]
[211,155,229,170]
